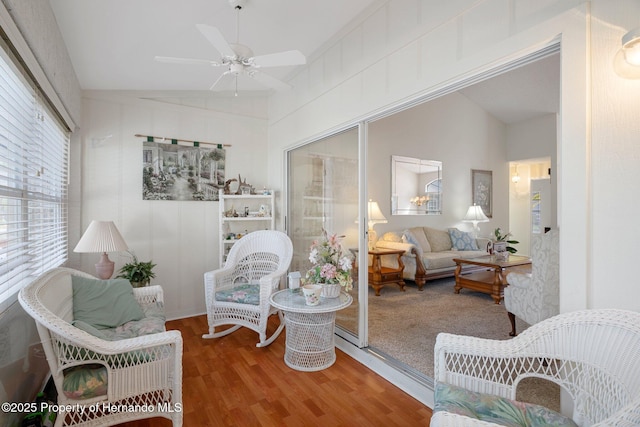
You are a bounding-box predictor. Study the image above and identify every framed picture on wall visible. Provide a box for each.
[471,169,492,218]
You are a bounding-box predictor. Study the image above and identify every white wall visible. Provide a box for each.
[589,0,640,309]
[267,0,640,314]
[367,91,508,238]
[70,92,269,319]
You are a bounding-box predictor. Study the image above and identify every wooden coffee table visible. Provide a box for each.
[453,255,531,304]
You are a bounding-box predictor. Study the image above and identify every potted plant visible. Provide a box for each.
[493,228,519,254]
[116,251,156,287]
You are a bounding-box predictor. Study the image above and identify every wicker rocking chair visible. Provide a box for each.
[203,230,293,347]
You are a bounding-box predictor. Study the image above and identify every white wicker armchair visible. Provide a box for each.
[203,230,293,347]
[505,228,559,336]
[18,267,183,427]
[432,309,640,426]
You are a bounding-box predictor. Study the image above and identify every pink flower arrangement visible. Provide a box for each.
[305,230,353,292]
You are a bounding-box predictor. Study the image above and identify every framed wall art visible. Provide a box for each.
[471,169,492,218]
[142,140,226,201]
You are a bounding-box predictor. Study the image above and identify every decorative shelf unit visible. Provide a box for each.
[219,189,275,266]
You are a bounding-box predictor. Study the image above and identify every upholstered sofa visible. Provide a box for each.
[375,226,489,290]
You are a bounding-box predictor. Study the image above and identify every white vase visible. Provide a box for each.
[321,283,341,298]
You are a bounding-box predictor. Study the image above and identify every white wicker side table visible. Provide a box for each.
[270,289,352,372]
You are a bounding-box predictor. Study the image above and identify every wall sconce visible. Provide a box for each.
[511,165,521,184]
[622,28,640,66]
[614,27,640,79]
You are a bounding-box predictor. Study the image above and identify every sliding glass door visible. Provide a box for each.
[286,126,363,344]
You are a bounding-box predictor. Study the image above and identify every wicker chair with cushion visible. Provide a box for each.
[432,309,640,427]
[505,228,559,336]
[203,230,293,347]
[18,267,183,427]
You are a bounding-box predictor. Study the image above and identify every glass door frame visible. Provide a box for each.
[283,122,369,349]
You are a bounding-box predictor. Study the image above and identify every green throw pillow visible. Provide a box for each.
[72,276,144,330]
[72,320,111,340]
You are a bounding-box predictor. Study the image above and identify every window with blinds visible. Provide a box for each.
[0,44,69,304]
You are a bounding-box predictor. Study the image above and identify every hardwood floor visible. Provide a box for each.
[118,314,432,426]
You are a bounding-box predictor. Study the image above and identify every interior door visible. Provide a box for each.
[285,126,362,345]
[531,178,552,236]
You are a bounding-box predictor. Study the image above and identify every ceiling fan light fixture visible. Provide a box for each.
[155,0,306,93]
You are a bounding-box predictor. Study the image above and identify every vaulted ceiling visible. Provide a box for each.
[49,0,380,92]
[50,0,558,124]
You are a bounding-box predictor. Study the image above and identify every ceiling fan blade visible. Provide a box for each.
[196,24,236,58]
[209,71,231,91]
[249,71,291,90]
[154,56,221,66]
[251,50,306,68]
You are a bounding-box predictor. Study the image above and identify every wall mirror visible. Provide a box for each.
[391,155,442,215]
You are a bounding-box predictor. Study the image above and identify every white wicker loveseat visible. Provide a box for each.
[18,267,183,427]
[432,309,640,426]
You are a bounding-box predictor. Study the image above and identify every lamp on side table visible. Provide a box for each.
[367,199,387,250]
[462,204,489,238]
[74,220,129,279]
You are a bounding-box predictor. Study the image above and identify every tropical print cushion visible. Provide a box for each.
[63,364,108,400]
[434,382,578,427]
[215,283,260,305]
[73,301,166,341]
[105,301,166,340]
[62,301,167,398]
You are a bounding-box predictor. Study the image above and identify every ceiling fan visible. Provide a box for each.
[155,0,306,95]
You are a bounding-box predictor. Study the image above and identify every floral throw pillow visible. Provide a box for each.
[434,382,578,427]
[63,364,108,400]
[448,228,479,251]
[215,283,260,305]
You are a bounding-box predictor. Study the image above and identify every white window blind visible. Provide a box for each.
[0,45,69,303]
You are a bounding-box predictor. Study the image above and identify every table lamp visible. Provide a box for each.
[367,200,387,250]
[74,220,129,279]
[462,204,489,237]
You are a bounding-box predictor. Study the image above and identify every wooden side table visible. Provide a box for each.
[367,248,406,296]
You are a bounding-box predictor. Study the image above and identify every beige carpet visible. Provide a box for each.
[336,277,560,411]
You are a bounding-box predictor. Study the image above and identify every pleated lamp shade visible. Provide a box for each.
[74,221,128,279]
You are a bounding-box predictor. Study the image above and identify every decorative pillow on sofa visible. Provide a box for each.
[424,227,453,252]
[448,228,479,251]
[72,276,145,330]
